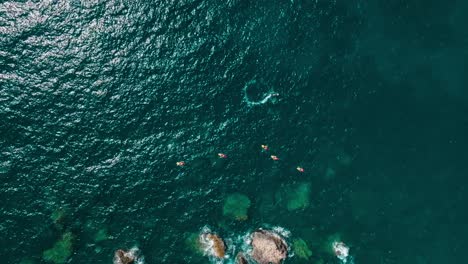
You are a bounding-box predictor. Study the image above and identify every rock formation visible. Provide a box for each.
[113,249,135,264]
[250,229,288,264]
[199,232,226,259]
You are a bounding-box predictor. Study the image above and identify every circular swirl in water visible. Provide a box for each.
[243,80,279,106]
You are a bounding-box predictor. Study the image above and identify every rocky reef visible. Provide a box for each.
[185,226,352,264]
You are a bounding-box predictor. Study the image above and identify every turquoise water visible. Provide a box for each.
[1,1,467,263]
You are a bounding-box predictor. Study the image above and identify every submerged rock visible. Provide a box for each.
[199,232,226,259]
[223,193,251,221]
[275,182,311,211]
[292,238,312,259]
[250,229,288,264]
[185,232,204,255]
[94,227,109,242]
[50,208,66,225]
[19,258,35,264]
[113,249,135,264]
[50,208,67,230]
[42,232,73,264]
[318,146,352,180]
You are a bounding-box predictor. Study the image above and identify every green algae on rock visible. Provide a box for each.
[292,238,312,259]
[42,232,73,264]
[275,182,311,211]
[223,193,251,221]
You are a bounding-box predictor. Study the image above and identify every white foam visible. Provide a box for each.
[243,80,279,107]
[130,247,145,264]
[332,241,350,263]
[271,226,291,238]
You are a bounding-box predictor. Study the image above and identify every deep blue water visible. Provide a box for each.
[1,1,467,263]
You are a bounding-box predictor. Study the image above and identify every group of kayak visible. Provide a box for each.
[176,144,306,173]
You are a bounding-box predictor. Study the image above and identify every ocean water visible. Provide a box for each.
[1,0,467,263]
